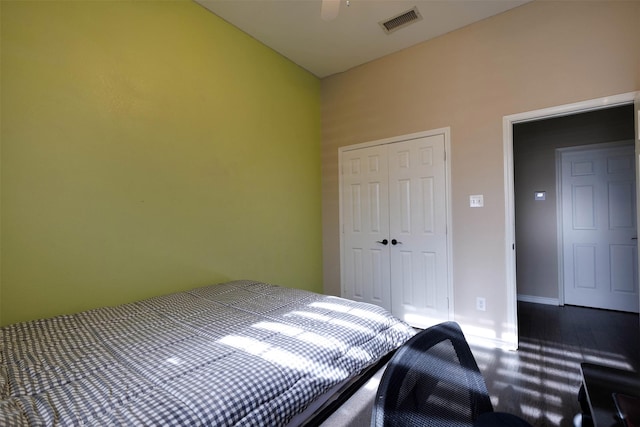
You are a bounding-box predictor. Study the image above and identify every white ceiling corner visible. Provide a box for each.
[195,0,532,78]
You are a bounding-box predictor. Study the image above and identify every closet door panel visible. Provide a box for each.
[340,132,450,327]
[341,146,391,310]
[388,135,448,328]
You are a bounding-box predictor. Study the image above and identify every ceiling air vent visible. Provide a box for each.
[379,6,423,34]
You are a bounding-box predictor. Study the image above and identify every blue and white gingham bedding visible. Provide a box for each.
[0,280,415,426]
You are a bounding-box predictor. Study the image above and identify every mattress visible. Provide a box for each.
[0,280,415,426]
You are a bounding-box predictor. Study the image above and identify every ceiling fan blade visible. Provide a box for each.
[321,0,340,21]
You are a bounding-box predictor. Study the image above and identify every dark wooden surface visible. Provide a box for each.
[472,302,640,427]
[580,362,640,427]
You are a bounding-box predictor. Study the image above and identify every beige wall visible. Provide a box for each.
[321,1,640,341]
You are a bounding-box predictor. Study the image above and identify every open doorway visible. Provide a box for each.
[513,105,636,309]
[502,92,639,349]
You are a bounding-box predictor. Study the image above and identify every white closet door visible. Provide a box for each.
[341,145,392,310]
[388,135,448,327]
[562,144,639,313]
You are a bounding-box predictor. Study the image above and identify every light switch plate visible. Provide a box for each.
[535,191,546,201]
[470,194,484,208]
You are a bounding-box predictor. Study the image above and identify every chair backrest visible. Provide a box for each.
[371,321,494,427]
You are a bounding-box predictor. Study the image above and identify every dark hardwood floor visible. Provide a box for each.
[473,302,640,427]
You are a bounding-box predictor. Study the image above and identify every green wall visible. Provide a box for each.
[0,0,322,326]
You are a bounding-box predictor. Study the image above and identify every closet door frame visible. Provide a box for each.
[338,128,454,321]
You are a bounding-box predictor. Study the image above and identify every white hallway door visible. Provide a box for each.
[561,143,639,313]
[341,134,449,327]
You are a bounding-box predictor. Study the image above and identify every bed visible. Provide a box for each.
[0,280,415,426]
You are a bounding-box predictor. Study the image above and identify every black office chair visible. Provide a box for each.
[371,321,532,427]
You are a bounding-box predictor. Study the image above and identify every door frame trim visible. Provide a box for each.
[338,127,454,320]
[556,141,636,308]
[503,91,639,349]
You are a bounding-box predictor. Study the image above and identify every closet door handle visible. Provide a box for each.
[391,239,402,245]
[376,239,389,245]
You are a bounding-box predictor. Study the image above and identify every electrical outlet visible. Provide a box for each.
[476,297,486,311]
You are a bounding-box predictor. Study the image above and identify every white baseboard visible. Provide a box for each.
[459,323,518,351]
[465,334,518,351]
[517,294,560,306]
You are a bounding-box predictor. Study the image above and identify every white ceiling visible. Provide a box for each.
[195,0,532,78]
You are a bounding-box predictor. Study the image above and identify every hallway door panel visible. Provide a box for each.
[562,144,639,313]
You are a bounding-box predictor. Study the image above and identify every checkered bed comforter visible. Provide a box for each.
[0,280,415,426]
